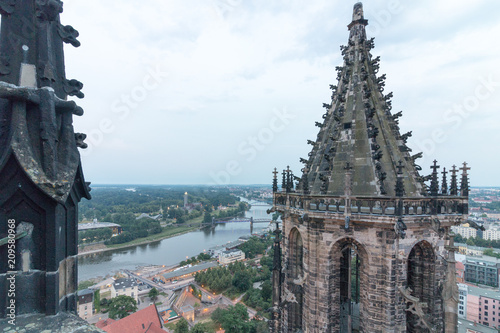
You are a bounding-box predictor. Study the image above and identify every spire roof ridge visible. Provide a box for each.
[297,2,425,197]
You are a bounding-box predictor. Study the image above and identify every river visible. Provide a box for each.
[78,198,273,281]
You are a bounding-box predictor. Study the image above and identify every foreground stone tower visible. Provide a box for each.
[271,3,469,332]
[0,0,90,317]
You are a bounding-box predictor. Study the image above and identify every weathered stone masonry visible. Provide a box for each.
[270,3,469,333]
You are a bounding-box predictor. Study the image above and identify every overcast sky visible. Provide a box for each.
[62,0,500,186]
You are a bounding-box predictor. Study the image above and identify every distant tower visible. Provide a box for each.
[271,3,468,332]
[0,0,91,317]
[184,192,188,208]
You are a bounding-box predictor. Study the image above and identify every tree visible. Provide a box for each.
[211,303,251,333]
[148,287,159,302]
[260,280,272,302]
[174,318,189,333]
[232,271,251,292]
[466,238,475,246]
[108,295,137,319]
[203,212,212,224]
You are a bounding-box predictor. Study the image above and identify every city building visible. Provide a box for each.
[452,225,478,239]
[467,246,486,257]
[219,249,245,265]
[77,289,94,320]
[466,286,500,329]
[465,258,500,288]
[161,262,217,283]
[78,220,123,236]
[270,3,469,332]
[111,278,139,303]
[458,284,468,319]
[483,229,500,241]
[457,243,468,255]
[99,304,164,333]
[91,277,115,299]
[457,262,466,283]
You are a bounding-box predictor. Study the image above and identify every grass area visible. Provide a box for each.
[101,290,111,299]
[77,280,95,291]
[105,214,206,249]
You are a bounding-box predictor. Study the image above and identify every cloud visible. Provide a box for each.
[63,0,500,186]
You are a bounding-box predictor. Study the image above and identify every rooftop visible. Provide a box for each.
[101,305,163,333]
[162,262,217,280]
[467,285,500,299]
[77,288,94,297]
[113,278,138,290]
[457,318,497,333]
[78,222,121,231]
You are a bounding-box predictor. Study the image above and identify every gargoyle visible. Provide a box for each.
[411,152,423,161]
[75,133,87,149]
[57,23,81,47]
[0,0,15,15]
[401,131,412,143]
[366,37,375,50]
[365,108,375,118]
[64,79,84,98]
[293,272,308,286]
[391,110,402,120]
[377,74,386,83]
[467,219,485,231]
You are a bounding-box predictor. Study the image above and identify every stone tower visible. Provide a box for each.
[0,0,91,317]
[271,3,469,332]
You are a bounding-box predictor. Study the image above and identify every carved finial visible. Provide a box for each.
[272,168,278,193]
[352,2,364,22]
[441,167,448,195]
[430,160,440,196]
[282,169,286,192]
[348,2,368,30]
[286,166,292,193]
[450,165,458,195]
[460,162,471,197]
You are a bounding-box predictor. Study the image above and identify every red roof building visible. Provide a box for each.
[95,318,116,329]
[100,304,164,333]
[456,261,465,283]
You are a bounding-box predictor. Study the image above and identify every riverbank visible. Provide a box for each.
[77,204,250,256]
[77,227,197,257]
